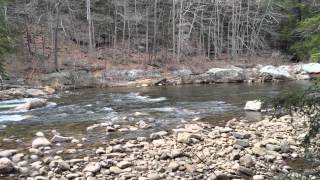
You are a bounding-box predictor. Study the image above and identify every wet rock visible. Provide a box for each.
[83,162,101,173]
[239,154,255,167]
[14,98,48,111]
[0,157,14,174]
[32,137,51,148]
[244,100,262,111]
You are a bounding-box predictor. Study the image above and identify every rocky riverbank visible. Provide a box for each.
[0,113,317,179]
[1,63,319,98]
[37,63,320,90]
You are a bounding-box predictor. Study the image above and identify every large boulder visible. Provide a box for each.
[0,88,48,100]
[0,157,14,174]
[302,63,320,74]
[25,89,46,97]
[244,100,262,111]
[13,98,47,111]
[192,67,245,83]
[259,65,292,81]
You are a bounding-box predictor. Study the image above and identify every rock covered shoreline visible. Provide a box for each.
[1,63,319,100]
[39,63,320,89]
[0,113,316,179]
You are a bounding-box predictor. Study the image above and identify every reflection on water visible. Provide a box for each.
[0,80,311,147]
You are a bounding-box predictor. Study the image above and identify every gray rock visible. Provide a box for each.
[238,166,254,176]
[117,161,132,169]
[49,160,70,172]
[260,65,292,81]
[265,155,276,162]
[302,63,320,74]
[95,147,105,155]
[66,173,80,179]
[232,132,251,139]
[32,137,51,148]
[192,67,245,83]
[252,146,267,156]
[150,131,168,140]
[0,157,14,174]
[109,166,122,174]
[239,154,255,167]
[168,161,179,171]
[83,162,101,173]
[14,98,48,111]
[147,173,162,180]
[26,89,46,97]
[253,175,264,180]
[51,135,73,143]
[177,132,192,143]
[280,142,291,153]
[12,153,24,163]
[235,139,250,148]
[244,100,262,111]
[0,149,17,158]
[266,144,281,152]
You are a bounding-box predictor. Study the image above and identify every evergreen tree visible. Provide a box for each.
[276,0,320,61]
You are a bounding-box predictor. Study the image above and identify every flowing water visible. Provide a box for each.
[0,81,311,150]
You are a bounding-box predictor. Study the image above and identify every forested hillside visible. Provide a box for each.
[0,0,319,73]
